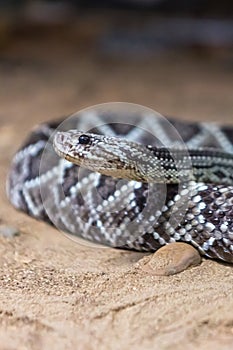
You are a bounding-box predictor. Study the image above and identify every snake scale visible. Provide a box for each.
[7,109,233,263]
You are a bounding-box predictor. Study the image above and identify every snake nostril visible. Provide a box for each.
[78,134,91,145]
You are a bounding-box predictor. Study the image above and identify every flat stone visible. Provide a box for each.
[141,242,202,276]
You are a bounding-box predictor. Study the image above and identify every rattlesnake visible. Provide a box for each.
[7,107,233,264]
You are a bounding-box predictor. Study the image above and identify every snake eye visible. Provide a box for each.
[78,134,91,145]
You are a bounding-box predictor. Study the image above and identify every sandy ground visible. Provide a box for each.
[0,23,233,349]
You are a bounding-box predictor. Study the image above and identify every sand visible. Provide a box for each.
[0,23,233,349]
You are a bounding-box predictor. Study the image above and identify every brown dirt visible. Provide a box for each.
[0,23,233,350]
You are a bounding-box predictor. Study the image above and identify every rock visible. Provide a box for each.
[140,242,202,276]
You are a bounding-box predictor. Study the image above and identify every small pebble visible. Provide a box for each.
[0,225,20,238]
[140,242,201,276]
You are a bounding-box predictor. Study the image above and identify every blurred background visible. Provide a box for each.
[0,0,233,138]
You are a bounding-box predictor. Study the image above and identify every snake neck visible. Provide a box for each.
[145,146,233,185]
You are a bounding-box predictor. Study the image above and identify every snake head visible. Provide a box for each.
[53,130,152,181]
[53,130,201,184]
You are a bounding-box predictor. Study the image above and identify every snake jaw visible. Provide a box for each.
[53,131,70,157]
[53,131,89,165]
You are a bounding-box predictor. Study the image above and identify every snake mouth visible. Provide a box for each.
[53,131,86,165]
[53,132,71,157]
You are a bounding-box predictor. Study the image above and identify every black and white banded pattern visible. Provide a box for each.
[7,110,233,263]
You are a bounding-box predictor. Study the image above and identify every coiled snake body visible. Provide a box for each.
[7,112,233,263]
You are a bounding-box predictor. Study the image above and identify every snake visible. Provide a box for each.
[6,110,233,264]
